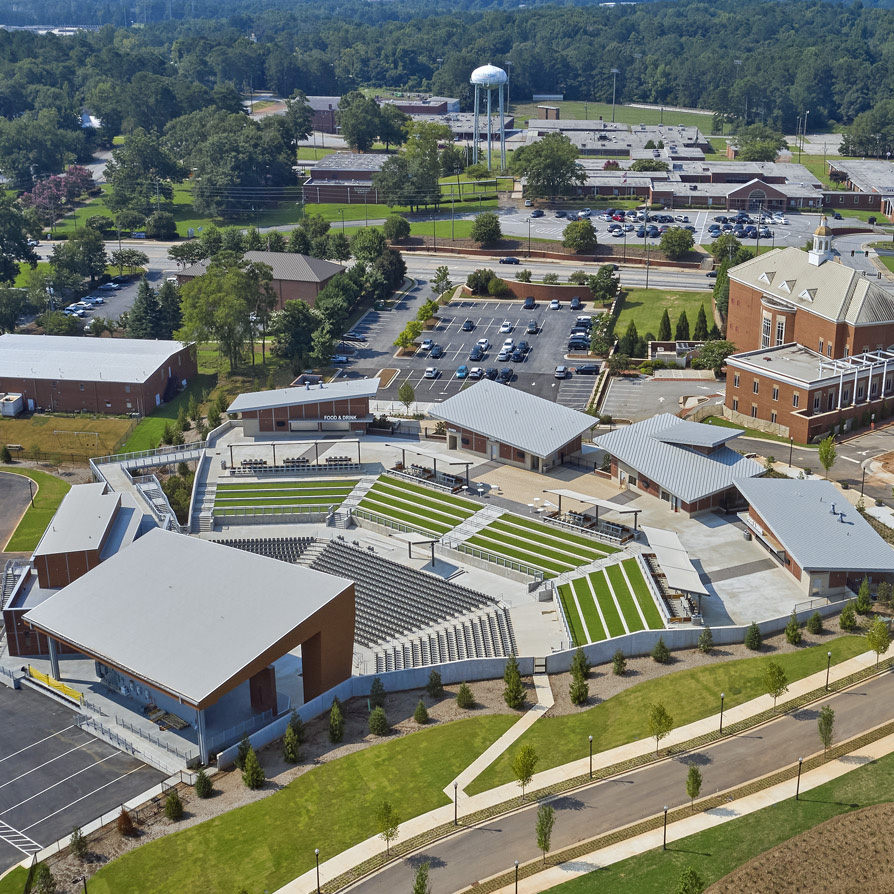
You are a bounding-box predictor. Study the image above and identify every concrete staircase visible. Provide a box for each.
[191,481,216,533]
[446,505,504,545]
[340,475,379,512]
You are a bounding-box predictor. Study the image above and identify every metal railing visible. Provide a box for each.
[225,462,362,477]
[446,540,545,580]
[214,506,333,522]
[386,468,461,494]
[115,715,198,762]
[352,506,437,536]
[541,513,624,546]
[206,708,275,751]
[91,442,208,467]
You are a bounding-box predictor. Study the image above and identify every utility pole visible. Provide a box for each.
[610,69,620,123]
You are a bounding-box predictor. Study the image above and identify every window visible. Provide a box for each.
[843,388,850,403]
[733,374,740,388]
[124,385,131,393]
[126,401,132,409]
[772,386,779,401]
[828,393,835,411]
[751,405,758,419]
[818,338,824,353]
[771,411,777,423]
[732,398,739,411]
[79,383,85,392]
[813,394,820,411]
[793,392,800,408]
[776,320,785,346]
[871,381,879,397]
[844,345,850,358]
[761,317,771,348]
[275,420,286,428]
[856,196,860,204]
[752,380,760,394]
[886,377,892,393]
[105,400,112,408]
[827,344,832,357]
[858,384,865,400]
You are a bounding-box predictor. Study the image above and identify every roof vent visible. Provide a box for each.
[830,502,836,514]
[839,512,846,523]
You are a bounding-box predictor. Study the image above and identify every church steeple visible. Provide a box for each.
[808,216,833,266]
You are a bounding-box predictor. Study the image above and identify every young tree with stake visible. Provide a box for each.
[535,803,556,865]
[513,744,538,800]
[818,705,835,756]
[648,702,674,755]
[686,763,702,809]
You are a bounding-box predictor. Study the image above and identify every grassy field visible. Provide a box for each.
[614,288,710,338]
[214,480,357,514]
[86,715,516,894]
[356,476,477,535]
[467,636,866,794]
[701,414,817,450]
[542,734,894,894]
[0,414,133,457]
[509,101,713,132]
[1,467,71,551]
[0,867,27,894]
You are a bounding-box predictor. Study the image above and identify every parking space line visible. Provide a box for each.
[0,740,97,791]
[0,820,42,855]
[0,726,78,765]
[20,766,144,834]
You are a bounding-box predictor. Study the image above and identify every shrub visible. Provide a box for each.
[383,214,410,243]
[456,682,475,709]
[145,210,178,239]
[242,747,265,789]
[839,600,858,631]
[117,806,137,837]
[785,611,803,645]
[542,272,559,284]
[69,825,88,860]
[369,676,386,708]
[328,696,344,743]
[856,577,873,613]
[697,627,714,654]
[33,864,56,894]
[651,637,670,664]
[288,709,306,743]
[570,646,590,680]
[206,406,221,429]
[515,269,532,282]
[488,276,511,296]
[426,669,443,698]
[568,270,589,284]
[503,653,525,709]
[164,789,184,821]
[612,648,627,676]
[569,676,589,706]
[368,706,388,736]
[877,581,893,608]
[0,445,12,463]
[282,724,300,763]
[807,611,823,634]
[194,768,212,798]
[413,699,429,724]
[744,621,762,650]
[235,734,251,770]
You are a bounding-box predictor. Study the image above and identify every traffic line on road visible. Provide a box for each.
[0,820,42,855]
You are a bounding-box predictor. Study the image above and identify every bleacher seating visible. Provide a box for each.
[214,536,317,563]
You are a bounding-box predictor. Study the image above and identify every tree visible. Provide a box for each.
[698,340,737,374]
[562,219,598,253]
[236,734,251,770]
[503,653,525,709]
[413,699,429,724]
[350,227,388,264]
[456,682,474,709]
[283,724,300,762]
[383,215,411,244]
[619,320,639,356]
[116,807,136,837]
[271,299,318,372]
[329,696,344,743]
[569,675,589,706]
[693,305,709,341]
[697,627,714,654]
[379,104,410,151]
[817,705,835,756]
[128,277,161,339]
[651,637,670,664]
[648,702,674,754]
[431,265,453,296]
[37,310,80,336]
[369,676,386,709]
[146,211,177,239]
[588,266,619,307]
[32,863,56,894]
[426,669,443,698]
[394,380,416,417]
[839,600,858,632]
[686,762,702,809]
[242,746,265,789]
[509,133,586,198]
[104,128,185,215]
[818,435,837,478]
[658,308,672,341]
[417,299,439,323]
[164,789,184,821]
[570,647,590,680]
[674,866,705,894]
[0,286,28,334]
[195,768,212,798]
[606,353,631,376]
[512,744,538,799]
[535,803,556,865]
[630,159,669,172]
[785,611,803,645]
[110,248,149,277]
[375,800,400,856]
[660,228,695,260]
[283,90,314,146]
[856,576,873,614]
[807,611,823,634]
[470,212,502,245]
[412,861,431,894]
[763,660,789,709]
[70,825,88,861]
[0,445,11,463]
[674,310,691,341]
[612,649,627,676]
[710,234,744,263]
[289,709,306,744]
[368,706,388,736]
[866,616,891,664]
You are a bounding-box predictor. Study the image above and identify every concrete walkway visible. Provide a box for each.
[276,649,882,894]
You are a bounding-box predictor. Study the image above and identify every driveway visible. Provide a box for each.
[0,472,32,552]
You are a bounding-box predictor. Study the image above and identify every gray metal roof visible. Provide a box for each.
[735,478,894,573]
[640,525,709,596]
[0,334,188,384]
[33,483,117,557]
[429,380,596,459]
[311,152,390,173]
[729,247,894,326]
[653,419,742,449]
[24,529,353,707]
[180,251,345,284]
[228,378,379,413]
[594,413,763,504]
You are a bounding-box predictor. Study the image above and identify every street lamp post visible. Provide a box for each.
[789,437,794,469]
[589,734,593,779]
[337,209,344,233]
[719,692,725,734]
[432,216,437,254]
[526,216,532,258]
[826,651,832,691]
[795,757,804,800]
[78,876,88,894]
[861,465,866,497]
[662,806,668,850]
[514,860,519,894]
[454,780,458,825]
[610,69,620,123]
[315,849,320,894]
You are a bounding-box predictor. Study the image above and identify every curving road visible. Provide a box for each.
[345,672,894,894]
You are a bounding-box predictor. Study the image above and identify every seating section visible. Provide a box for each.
[557,557,665,645]
[461,514,617,577]
[353,474,479,537]
[213,479,358,517]
[309,539,516,665]
[214,536,318,563]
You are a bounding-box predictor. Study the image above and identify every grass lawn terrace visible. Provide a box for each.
[614,288,710,338]
[1,466,71,551]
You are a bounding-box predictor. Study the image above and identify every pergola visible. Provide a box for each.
[543,488,643,531]
[384,443,474,487]
[641,525,709,610]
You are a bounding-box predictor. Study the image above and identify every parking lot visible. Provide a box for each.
[0,687,165,872]
[339,296,602,405]
[600,375,725,422]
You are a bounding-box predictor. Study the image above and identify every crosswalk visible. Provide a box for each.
[0,819,42,855]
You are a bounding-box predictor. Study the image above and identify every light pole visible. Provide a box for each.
[432,216,437,253]
[315,848,320,894]
[644,230,651,289]
[610,69,620,123]
[78,876,88,894]
[336,209,345,233]
[719,692,725,734]
[454,780,458,825]
[505,60,513,106]
[526,216,532,258]
[662,805,668,850]
[589,734,593,779]
[514,860,519,894]
[826,651,832,691]
[795,757,803,800]
[789,437,794,469]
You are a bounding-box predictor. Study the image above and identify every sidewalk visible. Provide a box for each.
[276,649,881,894]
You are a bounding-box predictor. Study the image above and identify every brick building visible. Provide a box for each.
[824,159,892,218]
[735,478,894,596]
[307,96,340,133]
[227,378,380,435]
[177,251,345,310]
[302,153,390,205]
[0,334,195,415]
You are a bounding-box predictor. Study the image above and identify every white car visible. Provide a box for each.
[420,338,434,351]
[502,337,514,350]
[476,337,490,351]
[524,199,533,207]
[84,296,105,305]
[468,367,484,379]
[423,367,439,379]
[63,308,85,317]
[499,320,512,333]
[555,365,569,378]
[98,282,120,291]
[549,299,560,310]
[776,216,788,224]
[331,355,350,364]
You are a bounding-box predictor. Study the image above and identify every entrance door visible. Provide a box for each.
[491,444,499,460]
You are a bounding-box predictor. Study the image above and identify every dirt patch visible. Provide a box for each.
[707,803,894,894]
[878,450,894,476]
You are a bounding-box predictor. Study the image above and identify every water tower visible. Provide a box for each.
[470,63,508,170]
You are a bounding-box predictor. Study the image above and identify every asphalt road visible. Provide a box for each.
[347,671,894,894]
[0,472,32,553]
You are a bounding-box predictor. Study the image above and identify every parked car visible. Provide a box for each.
[832,212,843,220]
[430,345,444,358]
[523,296,536,309]
[332,355,350,364]
[98,282,120,291]
[469,345,484,361]
[706,270,718,278]
[575,315,593,328]
[469,367,484,379]
[499,320,513,333]
[524,199,533,207]
[497,348,512,361]
[84,296,105,305]
[554,365,569,378]
[526,319,539,334]
[497,367,513,383]
[576,364,600,374]
[455,365,469,379]
[517,340,530,353]
[461,319,475,331]
[555,210,566,218]
[424,367,439,379]
[420,338,434,351]
[485,367,499,380]
[569,327,589,338]
[499,256,521,265]
[570,296,582,310]
[502,337,514,349]
[549,299,561,310]
[476,338,490,351]
[510,349,525,362]
[344,331,367,342]
[568,340,590,351]
[530,209,544,218]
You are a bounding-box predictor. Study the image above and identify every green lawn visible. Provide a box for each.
[559,583,588,645]
[120,373,216,453]
[372,475,478,512]
[509,101,713,132]
[591,571,626,637]
[701,414,817,449]
[0,867,28,894]
[490,515,616,556]
[86,715,516,894]
[572,577,607,642]
[622,559,666,628]
[1,467,71,551]
[605,565,646,632]
[878,255,894,274]
[543,735,894,894]
[355,496,454,535]
[217,480,357,492]
[364,484,472,523]
[467,636,866,794]
[614,288,710,338]
[470,529,584,572]
[462,535,567,576]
